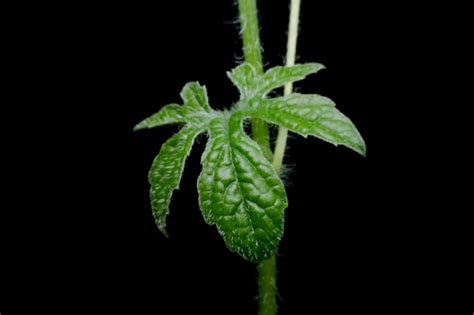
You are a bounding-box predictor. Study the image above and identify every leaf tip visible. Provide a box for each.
[360,144,367,157]
[157,222,170,238]
[133,123,145,131]
[353,141,367,157]
[309,62,326,71]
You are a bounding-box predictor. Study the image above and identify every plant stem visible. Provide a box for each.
[238,0,264,74]
[238,1,277,314]
[257,256,277,315]
[238,0,271,159]
[272,0,302,174]
[238,1,302,314]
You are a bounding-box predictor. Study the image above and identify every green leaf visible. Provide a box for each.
[149,126,203,236]
[135,82,215,131]
[260,63,325,95]
[136,61,366,262]
[180,82,212,114]
[198,114,288,262]
[252,93,366,156]
[227,63,258,100]
[227,62,324,105]
[134,104,185,131]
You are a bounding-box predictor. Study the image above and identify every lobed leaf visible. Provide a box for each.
[136,60,366,262]
[135,82,214,131]
[180,82,212,114]
[198,114,288,262]
[227,62,325,103]
[251,93,366,156]
[149,126,203,236]
[260,63,325,95]
[134,104,185,131]
[227,63,258,100]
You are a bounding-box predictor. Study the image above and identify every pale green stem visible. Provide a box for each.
[272,0,302,174]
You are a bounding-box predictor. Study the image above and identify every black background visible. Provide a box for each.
[1,0,471,314]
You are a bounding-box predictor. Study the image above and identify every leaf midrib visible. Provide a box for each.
[223,118,259,240]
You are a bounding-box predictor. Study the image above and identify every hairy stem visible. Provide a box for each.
[257,256,277,315]
[238,1,302,314]
[238,0,271,159]
[272,0,301,174]
[238,1,277,314]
